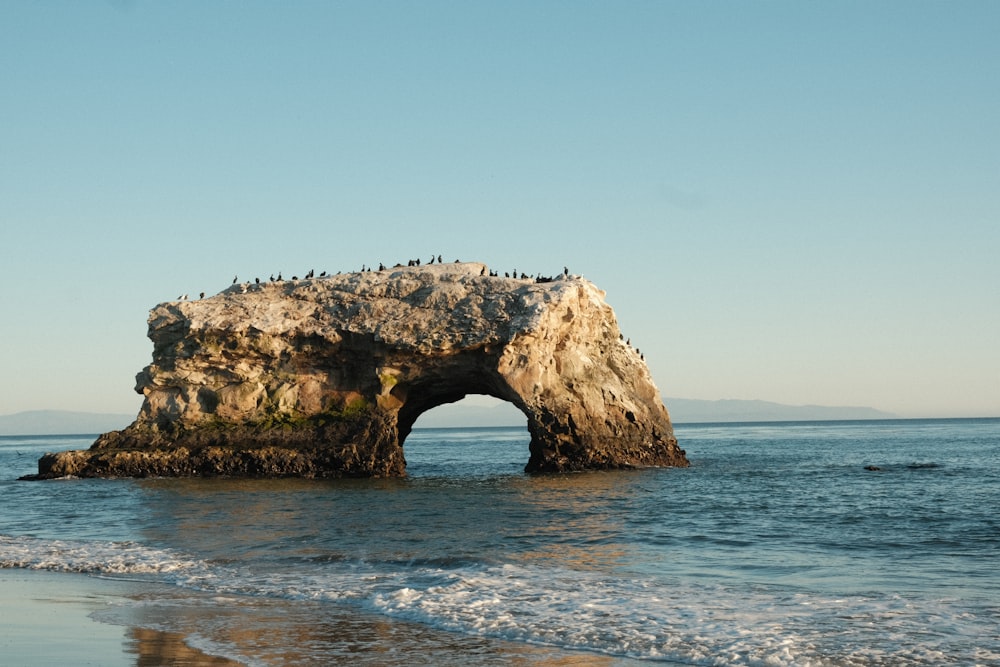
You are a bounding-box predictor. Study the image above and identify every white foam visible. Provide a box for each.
[366,562,1000,666]
[0,533,200,575]
[5,533,998,665]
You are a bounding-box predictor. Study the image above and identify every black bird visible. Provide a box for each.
[199,292,205,299]
[277,272,283,281]
[255,277,260,284]
[437,255,442,263]
[232,275,238,284]
[563,266,568,276]
[270,274,275,281]
[320,271,327,277]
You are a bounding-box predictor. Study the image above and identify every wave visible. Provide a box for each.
[0,534,200,575]
[3,533,998,666]
[366,562,1000,666]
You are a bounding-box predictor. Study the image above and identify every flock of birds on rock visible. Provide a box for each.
[173,258,646,360]
[176,258,574,302]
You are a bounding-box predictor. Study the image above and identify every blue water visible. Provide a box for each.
[2,419,998,665]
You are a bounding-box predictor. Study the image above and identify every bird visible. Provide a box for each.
[199,292,205,299]
[255,277,260,284]
[232,275,238,284]
[320,271,327,277]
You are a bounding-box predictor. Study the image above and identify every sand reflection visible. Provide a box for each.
[119,589,647,666]
[127,627,242,666]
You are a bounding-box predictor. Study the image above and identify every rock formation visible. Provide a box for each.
[28,263,687,479]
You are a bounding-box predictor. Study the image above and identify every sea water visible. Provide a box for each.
[1,419,998,666]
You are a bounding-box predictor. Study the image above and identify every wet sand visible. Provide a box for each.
[0,569,240,666]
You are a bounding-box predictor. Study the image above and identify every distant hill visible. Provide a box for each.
[0,410,134,436]
[414,396,896,427]
[665,398,896,423]
[0,399,896,435]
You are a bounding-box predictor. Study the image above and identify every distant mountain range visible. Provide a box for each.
[413,397,897,426]
[664,398,896,423]
[0,399,897,436]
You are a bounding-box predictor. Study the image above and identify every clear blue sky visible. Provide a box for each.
[2,2,997,419]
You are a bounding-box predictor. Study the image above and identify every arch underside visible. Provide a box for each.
[393,370,529,446]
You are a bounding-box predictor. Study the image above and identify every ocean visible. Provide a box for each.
[1,418,998,666]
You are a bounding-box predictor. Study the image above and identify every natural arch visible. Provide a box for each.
[28,262,688,479]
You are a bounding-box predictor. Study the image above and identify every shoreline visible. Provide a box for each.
[0,569,241,666]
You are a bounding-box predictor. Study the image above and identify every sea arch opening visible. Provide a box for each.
[403,394,531,477]
[389,363,531,445]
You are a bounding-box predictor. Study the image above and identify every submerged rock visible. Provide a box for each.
[27,263,687,479]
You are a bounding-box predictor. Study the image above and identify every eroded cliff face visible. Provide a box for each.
[31,263,687,478]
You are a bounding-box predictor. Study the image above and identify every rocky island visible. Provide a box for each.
[28,262,687,479]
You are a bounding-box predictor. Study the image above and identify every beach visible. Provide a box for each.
[0,569,241,667]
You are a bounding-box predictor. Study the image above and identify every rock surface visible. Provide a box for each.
[29,263,687,479]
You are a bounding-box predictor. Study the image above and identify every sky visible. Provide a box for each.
[1,1,997,420]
